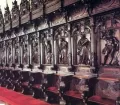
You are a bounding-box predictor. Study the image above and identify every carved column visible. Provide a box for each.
[54,36,57,65]
[40,33,43,64]
[28,35,32,65]
[37,32,41,65]
[12,39,15,64]
[50,28,55,66]
[90,17,96,70]
[67,23,72,66]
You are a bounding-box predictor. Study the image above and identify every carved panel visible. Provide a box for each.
[54,24,69,64]
[20,0,30,24]
[0,8,4,33]
[71,19,91,65]
[12,0,20,28]
[4,5,11,31]
[51,12,66,27]
[41,30,52,64]
[68,3,88,22]
[96,80,120,100]
[93,0,120,14]
[20,35,29,65]
[6,40,12,65]
[31,0,43,20]
[70,77,89,93]
[64,0,78,6]
[37,19,48,31]
[29,33,39,65]
[95,10,120,66]
[13,37,19,65]
[45,0,61,14]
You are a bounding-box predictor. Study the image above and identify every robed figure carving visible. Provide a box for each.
[45,40,52,64]
[32,42,39,65]
[23,44,28,64]
[77,33,90,65]
[59,38,68,64]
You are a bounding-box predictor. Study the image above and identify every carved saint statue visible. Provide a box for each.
[23,44,28,64]
[15,46,19,64]
[8,47,12,64]
[102,30,119,65]
[32,42,38,64]
[59,38,68,64]
[77,34,90,65]
[45,40,52,64]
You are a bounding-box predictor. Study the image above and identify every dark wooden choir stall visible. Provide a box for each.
[0,0,119,105]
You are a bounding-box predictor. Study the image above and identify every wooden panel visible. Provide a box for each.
[64,0,78,6]
[32,8,43,20]
[12,18,19,28]
[45,0,61,14]
[93,0,120,15]
[21,14,30,25]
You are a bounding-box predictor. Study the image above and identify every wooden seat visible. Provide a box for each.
[88,95,115,105]
[30,72,45,99]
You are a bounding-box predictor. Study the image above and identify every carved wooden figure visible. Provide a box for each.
[29,33,39,66]
[54,25,69,64]
[20,35,29,65]
[41,30,53,64]
[71,19,91,65]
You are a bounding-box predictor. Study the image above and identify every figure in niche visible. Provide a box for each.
[15,46,19,63]
[102,30,119,65]
[23,44,28,64]
[45,40,52,64]
[8,47,12,64]
[59,38,68,64]
[77,33,90,65]
[32,42,38,64]
[1,48,5,64]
